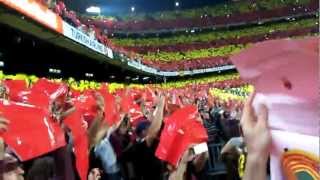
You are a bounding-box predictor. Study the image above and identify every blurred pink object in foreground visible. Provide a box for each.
[231,37,319,136]
[231,37,319,180]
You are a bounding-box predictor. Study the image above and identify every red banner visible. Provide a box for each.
[0,100,66,161]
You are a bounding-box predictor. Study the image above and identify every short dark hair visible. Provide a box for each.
[135,120,151,137]
[26,156,56,180]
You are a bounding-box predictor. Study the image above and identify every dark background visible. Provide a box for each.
[65,0,229,15]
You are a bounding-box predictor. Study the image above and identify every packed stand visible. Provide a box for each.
[31,0,319,72]
[83,0,317,32]
[0,70,254,180]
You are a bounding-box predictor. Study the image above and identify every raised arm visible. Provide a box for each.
[241,93,271,180]
[88,92,109,149]
[192,152,209,173]
[145,94,165,146]
[0,116,9,177]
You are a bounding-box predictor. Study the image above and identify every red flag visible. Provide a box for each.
[74,90,98,127]
[166,92,183,114]
[3,80,29,102]
[156,105,208,166]
[73,136,89,180]
[28,79,68,109]
[119,91,144,127]
[0,100,66,161]
[69,88,81,98]
[63,107,89,180]
[128,106,144,127]
[99,85,120,126]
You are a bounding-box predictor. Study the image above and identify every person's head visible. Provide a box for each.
[135,120,151,139]
[199,110,209,121]
[0,83,8,99]
[118,116,130,135]
[26,156,56,180]
[222,111,230,119]
[210,108,223,122]
[3,153,24,180]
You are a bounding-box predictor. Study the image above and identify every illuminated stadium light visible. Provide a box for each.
[132,77,139,81]
[85,73,94,77]
[131,6,135,12]
[0,61,4,67]
[49,68,61,74]
[175,2,180,7]
[86,6,101,14]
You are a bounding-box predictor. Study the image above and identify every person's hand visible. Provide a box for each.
[94,92,105,111]
[0,116,9,160]
[60,106,76,120]
[81,120,88,130]
[115,113,126,129]
[180,148,192,164]
[240,93,271,162]
[169,146,194,180]
[88,168,101,180]
[94,92,105,118]
[0,115,9,132]
[0,138,4,160]
[155,93,165,106]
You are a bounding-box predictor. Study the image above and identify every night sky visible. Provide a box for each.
[65,0,229,15]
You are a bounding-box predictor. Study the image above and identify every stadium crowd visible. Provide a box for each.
[33,0,317,72]
[0,76,271,180]
[0,1,312,180]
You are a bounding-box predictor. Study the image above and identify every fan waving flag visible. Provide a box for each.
[156,105,208,167]
[231,37,319,180]
[27,78,68,109]
[99,84,120,126]
[63,105,89,180]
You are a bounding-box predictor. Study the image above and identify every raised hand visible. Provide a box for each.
[0,115,9,133]
[240,93,271,161]
[241,92,271,180]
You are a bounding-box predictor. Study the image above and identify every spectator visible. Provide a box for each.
[88,168,102,180]
[110,115,134,179]
[1,152,25,180]
[186,151,209,180]
[46,0,57,9]
[26,156,56,180]
[93,115,128,180]
[168,146,209,180]
[221,137,244,180]
[0,116,25,180]
[94,135,121,180]
[54,1,67,17]
[120,95,166,180]
[77,24,88,35]
[88,26,96,40]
